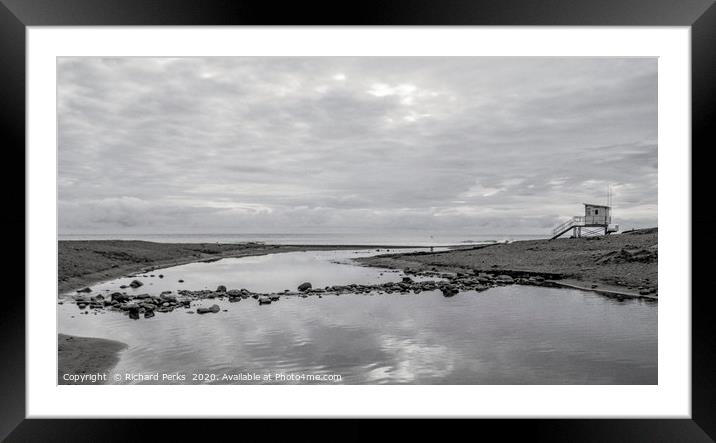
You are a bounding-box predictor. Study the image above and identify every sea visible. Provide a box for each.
[58,232,547,247]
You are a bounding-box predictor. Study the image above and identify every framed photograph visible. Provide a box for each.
[7,0,715,439]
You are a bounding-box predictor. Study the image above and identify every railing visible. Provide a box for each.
[552,216,583,237]
[552,215,612,237]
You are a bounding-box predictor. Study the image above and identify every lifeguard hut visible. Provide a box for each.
[551,203,619,239]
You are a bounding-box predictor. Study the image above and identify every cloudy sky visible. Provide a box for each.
[58,57,657,236]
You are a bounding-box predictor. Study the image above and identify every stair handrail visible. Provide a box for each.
[552,216,585,236]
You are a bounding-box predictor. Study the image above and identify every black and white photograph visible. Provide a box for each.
[56,56,658,385]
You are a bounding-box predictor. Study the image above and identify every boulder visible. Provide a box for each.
[496,275,514,284]
[129,280,143,288]
[269,294,280,301]
[77,287,92,293]
[216,285,227,293]
[111,292,130,303]
[160,294,177,302]
[441,286,459,297]
[196,304,220,314]
[297,282,312,292]
[127,305,140,320]
[258,296,272,305]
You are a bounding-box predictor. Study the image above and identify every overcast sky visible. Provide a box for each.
[58,57,657,235]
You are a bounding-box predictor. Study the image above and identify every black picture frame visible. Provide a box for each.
[4,0,714,440]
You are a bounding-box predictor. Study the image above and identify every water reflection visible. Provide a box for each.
[58,250,657,385]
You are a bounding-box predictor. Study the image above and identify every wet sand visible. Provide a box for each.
[58,334,127,384]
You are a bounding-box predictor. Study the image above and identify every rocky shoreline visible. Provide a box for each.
[58,240,412,294]
[60,230,658,322]
[358,228,658,299]
[58,234,657,378]
[65,263,656,322]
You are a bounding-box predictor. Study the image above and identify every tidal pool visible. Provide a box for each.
[58,249,657,385]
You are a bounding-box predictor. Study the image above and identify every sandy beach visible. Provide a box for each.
[359,228,658,297]
[58,334,127,384]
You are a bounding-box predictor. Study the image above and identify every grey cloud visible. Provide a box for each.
[58,57,657,235]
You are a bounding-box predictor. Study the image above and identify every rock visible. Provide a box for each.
[595,247,658,265]
[127,305,140,320]
[144,310,155,318]
[441,286,459,297]
[119,285,128,289]
[178,279,184,283]
[160,294,177,302]
[196,304,220,314]
[269,294,280,301]
[129,280,143,288]
[77,287,92,293]
[77,303,87,309]
[402,277,413,283]
[216,285,227,292]
[111,292,131,303]
[496,275,514,284]
[297,282,312,292]
[158,274,164,278]
[258,296,272,305]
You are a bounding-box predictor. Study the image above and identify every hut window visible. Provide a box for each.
[595,209,599,215]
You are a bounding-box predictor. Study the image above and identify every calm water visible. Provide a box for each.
[58,232,547,246]
[58,250,657,385]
